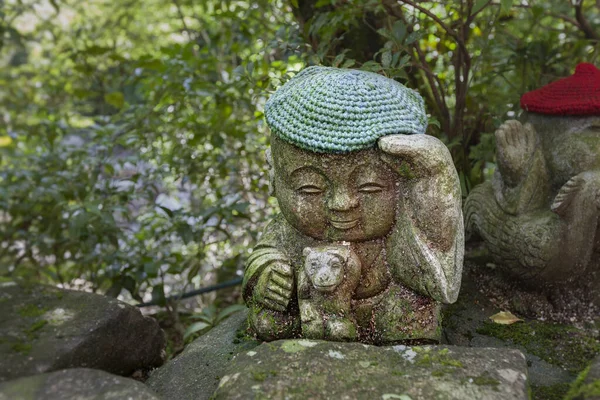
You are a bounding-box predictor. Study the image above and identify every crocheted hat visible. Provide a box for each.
[264,66,427,153]
[520,63,600,115]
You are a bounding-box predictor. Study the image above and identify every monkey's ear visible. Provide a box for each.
[302,247,312,257]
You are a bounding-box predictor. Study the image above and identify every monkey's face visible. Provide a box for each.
[303,247,346,293]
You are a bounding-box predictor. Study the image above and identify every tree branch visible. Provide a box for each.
[574,0,600,41]
[397,0,464,46]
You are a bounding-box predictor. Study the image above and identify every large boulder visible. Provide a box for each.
[0,281,165,381]
[0,368,161,400]
[146,308,258,400]
[213,340,529,400]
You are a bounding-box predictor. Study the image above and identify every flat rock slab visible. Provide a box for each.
[0,281,165,381]
[213,340,529,400]
[0,368,161,400]
[147,308,258,400]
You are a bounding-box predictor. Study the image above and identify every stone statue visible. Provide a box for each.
[298,245,362,341]
[243,66,464,344]
[465,63,600,301]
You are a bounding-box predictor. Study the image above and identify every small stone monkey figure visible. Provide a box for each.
[297,245,361,341]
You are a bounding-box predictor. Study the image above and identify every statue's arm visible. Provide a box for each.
[548,170,600,278]
[243,216,294,312]
[379,134,464,304]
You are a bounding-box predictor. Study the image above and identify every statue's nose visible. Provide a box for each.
[327,187,359,211]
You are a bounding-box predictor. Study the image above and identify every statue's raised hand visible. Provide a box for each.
[254,261,293,312]
[495,120,538,187]
[378,134,455,178]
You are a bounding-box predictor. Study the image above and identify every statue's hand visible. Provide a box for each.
[255,262,294,312]
[495,120,537,187]
[378,134,453,177]
[552,170,600,216]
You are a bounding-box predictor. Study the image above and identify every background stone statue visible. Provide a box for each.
[243,66,464,344]
[465,63,600,305]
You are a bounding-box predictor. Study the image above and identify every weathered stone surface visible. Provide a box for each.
[0,368,161,400]
[146,308,258,400]
[244,68,464,344]
[213,340,529,400]
[0,281,165,381]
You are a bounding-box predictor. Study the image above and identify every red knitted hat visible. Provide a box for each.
[520,63,600,115]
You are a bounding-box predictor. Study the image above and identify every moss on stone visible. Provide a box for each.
[253,372,267,382]
[27,319,48,334]
[475,320,599,374]
[11,342,32,355]
[530,383,570,400]
[17,304,47,318]
[570,379,600,399]
[398,161,416,180]
[564,365,600,400]
[414,347,464,369]
[470,372,500,388]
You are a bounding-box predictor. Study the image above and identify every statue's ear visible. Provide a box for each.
[265,148,276,197]
[331,247,348,263]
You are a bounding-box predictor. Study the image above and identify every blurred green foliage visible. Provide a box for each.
[0,0,303,301]
[0,0,598,302]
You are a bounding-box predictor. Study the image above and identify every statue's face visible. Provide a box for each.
[548,122,600,187]
[271,137,398,242]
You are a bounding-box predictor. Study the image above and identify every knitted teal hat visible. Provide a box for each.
[264,66,427,153]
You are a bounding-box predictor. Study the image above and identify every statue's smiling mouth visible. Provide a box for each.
[329,219,359,230]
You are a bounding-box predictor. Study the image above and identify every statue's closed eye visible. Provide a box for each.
[358,183,385,193]
[296,185,324,194]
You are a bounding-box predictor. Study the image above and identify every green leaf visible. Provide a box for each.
[428,116,441,129]
[392,20,407,42]
[190,314,213,323]
[341,59,356,68]
[183,322,210,340]
[332,53,345,68]
[122,276,139,301]
[151,284,166,306]
[360,61,382,72]
[377,28,391,40]
[501,0,513,14]
[405,32,421,45]
[186,259,202,282]
[471,0,489,15]
[381,51,392,69]
[396,54,411,69]
[157,205,174,218]
[290,0,299,8]
[215,304,247,324]
[530,5,544,19]
[104,92,125,109]
[177,223,193,244]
